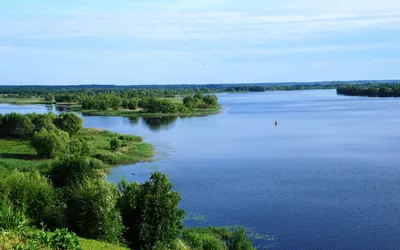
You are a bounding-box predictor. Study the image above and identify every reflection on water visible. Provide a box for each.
[141,116,178,131]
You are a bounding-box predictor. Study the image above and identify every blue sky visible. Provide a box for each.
[1,0,400,85]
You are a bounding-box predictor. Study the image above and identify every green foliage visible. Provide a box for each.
[337,84,400,97]
[181,227,231,250]
[69,138,90,156]
[0,113,35,139]
[31,128,70,159]
[110,138,122,152]
[0,170,57,226]
[0,199,30,230]
[227,228,256,250]
[55,113,83,136]
[118,172,184,249]
[50,156,104,188]
[0,227,82,250]
[66,178,123,244]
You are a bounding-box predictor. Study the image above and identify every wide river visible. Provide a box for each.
[1,90,399,249]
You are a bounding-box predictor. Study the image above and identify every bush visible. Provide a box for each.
[0,170,57,227]
[31,129,70,159]
[68,138,90,156]
[118,135,142,142]
[0,199,30,230]
[227,228,255,250]
[66,178,123,243]
[118,172,184,249]
[50,156,103,188]
[110,138,122,151]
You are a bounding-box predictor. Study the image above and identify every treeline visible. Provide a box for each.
[81,93,219,113]
[337,84,400,97]
[0,83,343,100]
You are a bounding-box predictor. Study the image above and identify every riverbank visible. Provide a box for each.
[0,128,154,175]
[76,106,221,118]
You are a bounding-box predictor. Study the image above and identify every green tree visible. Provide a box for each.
[118,172,184,249]
[55,113,83,136]
[127,98,139,110]
[50,156,103,188]
[66,178,123,243]
[69,138,90,156]
[31,128,70,159]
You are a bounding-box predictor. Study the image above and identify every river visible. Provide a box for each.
[1,90,399,249]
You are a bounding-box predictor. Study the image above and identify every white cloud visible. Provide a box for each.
[1,0,400,42]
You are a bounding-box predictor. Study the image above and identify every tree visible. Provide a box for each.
[194,93,204,100]
[118,172,184,249]
[31,128,70,159]
[55,113,83,136]
[0,113,35,138]
[66,178,123,243]
[127,98,138,110]
[69,138,90,156]
[203,95,218,106]
[49,156,103,188]
[110,138,122,151]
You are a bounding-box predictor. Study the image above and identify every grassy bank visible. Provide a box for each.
[0,230,129,250]
[0,96,55,104]
[77,107,221,118]
[0,128,153,175]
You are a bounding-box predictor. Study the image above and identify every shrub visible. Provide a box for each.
[66,178,123,243]
[68,138,90,156]
[0,170,57,227]
[31,128,70,159]
[110,138,122,151]
[227,228,255,250]
[118,135,142,142]
[50,156,103,188]
[0,199,30,230]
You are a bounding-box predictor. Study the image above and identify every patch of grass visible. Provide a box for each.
[0,129,153,174]
[0,139,51,174]
[79,237,129,250]
[0,230,128,250]
[76,107,221,118]
[75,129,154,166]
[0,96,54,104]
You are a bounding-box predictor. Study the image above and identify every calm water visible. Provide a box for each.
[1,90,400,249]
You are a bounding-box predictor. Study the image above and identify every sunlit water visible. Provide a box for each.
[1,90,399,249]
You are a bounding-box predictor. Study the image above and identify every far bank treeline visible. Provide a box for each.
[337,84,400,97]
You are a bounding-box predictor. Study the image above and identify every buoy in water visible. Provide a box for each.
[275,121,278,126]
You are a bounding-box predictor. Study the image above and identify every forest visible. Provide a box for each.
[336,84,400,97]
[0,112,257,250]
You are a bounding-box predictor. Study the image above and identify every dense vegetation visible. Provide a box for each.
[0,83,343,99]
[337,84,400,97]
[0,112,257,249]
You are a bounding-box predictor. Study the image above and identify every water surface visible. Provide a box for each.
[1,90,400,249]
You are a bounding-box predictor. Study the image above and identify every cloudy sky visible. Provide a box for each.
[1,0,399,85]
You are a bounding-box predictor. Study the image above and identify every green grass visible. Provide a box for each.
[0,139,51,175]
[0,129,154,174]
[0,230,129,250]
[76,107,221,118]
[0,96,54,104]
[76,128,154,166]
[79,237,129,250]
